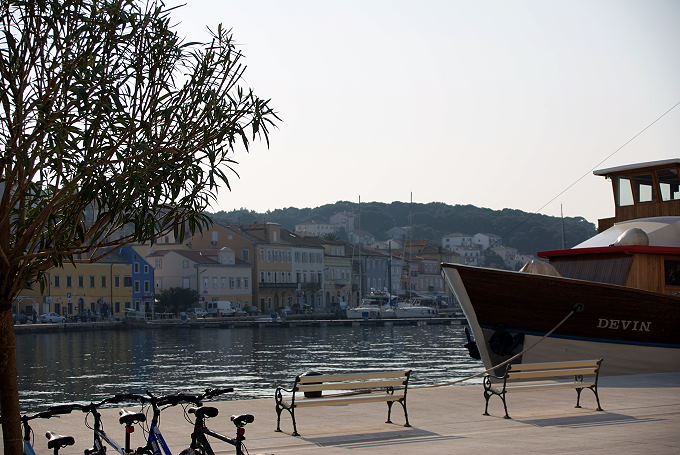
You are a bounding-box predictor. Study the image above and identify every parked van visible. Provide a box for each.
[206,300,235,317]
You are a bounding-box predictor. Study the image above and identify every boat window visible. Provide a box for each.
[615,177,634,206]
[657,168,680,201]
[664,260,680,286]
[631,174,655,203]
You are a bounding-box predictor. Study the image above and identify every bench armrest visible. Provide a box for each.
[275,384,296,394]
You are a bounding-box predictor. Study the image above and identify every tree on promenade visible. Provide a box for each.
[157,287,199,315]
[0,1,278,452]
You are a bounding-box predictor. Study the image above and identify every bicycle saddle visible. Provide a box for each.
[45,431,75,449]
[188,406,219,418]
[119,408,147,425]
[231,414,255,427]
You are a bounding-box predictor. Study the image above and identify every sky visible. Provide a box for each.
[173,0,680,225]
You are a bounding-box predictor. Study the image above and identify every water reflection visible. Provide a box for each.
[16,325,483,411]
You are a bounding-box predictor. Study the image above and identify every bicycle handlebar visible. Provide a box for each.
[201,388,234,400]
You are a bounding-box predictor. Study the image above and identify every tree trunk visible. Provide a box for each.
[0,305,22,455]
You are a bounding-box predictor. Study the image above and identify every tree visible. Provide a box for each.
[0,1,278,452]
[157,287,199,314]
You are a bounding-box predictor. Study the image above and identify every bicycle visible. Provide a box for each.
[178,396,254,455]
[134,390,228,455]
[49,394,147,455]
[21,409,75,455]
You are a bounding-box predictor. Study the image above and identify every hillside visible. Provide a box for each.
[208,201,597,254]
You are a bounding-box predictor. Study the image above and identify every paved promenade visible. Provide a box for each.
[4,372,679,454]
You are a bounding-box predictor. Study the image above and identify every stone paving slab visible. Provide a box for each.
[3,372,679,454]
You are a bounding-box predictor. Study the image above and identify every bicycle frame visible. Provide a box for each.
[141,409,173,455]
[189,428,244,455]
[87,408,126,455]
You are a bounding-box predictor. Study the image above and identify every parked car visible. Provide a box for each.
[278,306,292,315]
[245,305,260,315]
[13,313,28,324]
[39,312,66,323]
[189,307,208,318]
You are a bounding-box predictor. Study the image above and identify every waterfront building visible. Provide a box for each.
[187,223,324,314]
[147,248,252,308]
[118,245,155,313]
[321,240,352,311]
[402,241,456,299]
[16,252,134,318]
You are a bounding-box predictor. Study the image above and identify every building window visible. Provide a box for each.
[182,260,189,269]
[101,276,106,288]
[144,281,150,292]
[236,278,241,288]
[78,275,84,288]
[124,276,132,287]
[229,277,235,289]
[242,249,249,262]
[244,278,249,289]
[212,277,218,289]
[115,276,120,287]
[54,275,60,288]
[221,277,226,288]
[134,262,139,273]
[66,275,72,288]
[89,276,95,288]
[144,265,149,274]
[134,280,140,292]
[260,271,265,283]
[155,258,162,269]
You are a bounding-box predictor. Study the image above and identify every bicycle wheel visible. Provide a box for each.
[178,448,201,455]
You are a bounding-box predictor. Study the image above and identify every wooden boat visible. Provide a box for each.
[441,159,680,375]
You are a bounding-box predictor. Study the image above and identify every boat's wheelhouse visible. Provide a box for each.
[595,159,680,232]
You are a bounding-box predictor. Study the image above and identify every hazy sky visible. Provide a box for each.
[174,0,680,224]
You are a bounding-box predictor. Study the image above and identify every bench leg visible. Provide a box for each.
[575,387,603,412]
[275,403,300,437]
[484,390,510,418]
[591,385,604,412]
[386,399,411,427]
[500,393,510,419]
[575,388,583,408]
[400,399,411,427]
[386,401,394,424]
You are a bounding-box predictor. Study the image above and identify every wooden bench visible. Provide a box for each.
[483,359,603,419]
[275,370,411,436]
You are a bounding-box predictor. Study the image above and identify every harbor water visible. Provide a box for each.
[16,324,483,411]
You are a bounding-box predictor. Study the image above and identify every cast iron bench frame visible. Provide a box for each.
[483,359,604,419]
[275,370,411,436]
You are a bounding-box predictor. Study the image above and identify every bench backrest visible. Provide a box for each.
[505,359,602,382]
[295,370,411,393]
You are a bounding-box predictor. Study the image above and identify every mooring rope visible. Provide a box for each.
[413,274,581,389]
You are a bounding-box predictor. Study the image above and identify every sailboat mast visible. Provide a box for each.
[358,195,362,300]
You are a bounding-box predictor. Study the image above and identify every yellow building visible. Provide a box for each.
[16,252,134,319]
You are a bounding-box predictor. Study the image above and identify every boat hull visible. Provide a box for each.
[442,263,680,375]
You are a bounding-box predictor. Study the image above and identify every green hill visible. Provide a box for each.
[209,201,597,254]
